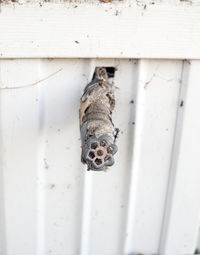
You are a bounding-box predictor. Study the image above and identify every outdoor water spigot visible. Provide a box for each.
[79,67,118,171]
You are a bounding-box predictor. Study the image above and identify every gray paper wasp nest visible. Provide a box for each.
[80,67,118,171]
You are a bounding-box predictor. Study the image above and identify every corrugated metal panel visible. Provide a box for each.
[0,59,200,255]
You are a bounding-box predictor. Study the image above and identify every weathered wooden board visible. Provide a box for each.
[0,2,200,59]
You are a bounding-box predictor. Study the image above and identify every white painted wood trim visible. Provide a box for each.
[1,2,200,59]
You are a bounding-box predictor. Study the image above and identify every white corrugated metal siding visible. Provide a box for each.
[0,59,200,255]
[1,0,200,254]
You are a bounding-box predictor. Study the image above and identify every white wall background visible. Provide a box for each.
[0,59,200,255]
[0,1,200,255]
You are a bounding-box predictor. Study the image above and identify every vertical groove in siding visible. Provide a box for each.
[0,60,7,254]
[195,228,200,254]
[36,59,47,255]
[159,60,200,255]
[80,170,93,255]
[79,59,96,255]
[124,60,182,255]
[158,59,187,255]
[0,93,7,255]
